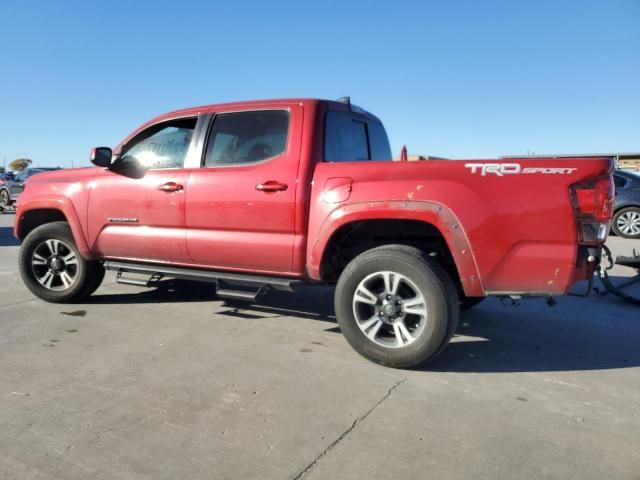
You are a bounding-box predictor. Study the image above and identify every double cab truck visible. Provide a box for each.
[14,98,615,368]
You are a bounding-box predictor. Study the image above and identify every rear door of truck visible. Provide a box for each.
[185,103,303,272]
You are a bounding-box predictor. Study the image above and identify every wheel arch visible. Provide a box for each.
[308,201,484,297]
[15,198,94,259]
[614,203,640,213]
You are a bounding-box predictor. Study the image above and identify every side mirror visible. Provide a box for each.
[90,147,113,168]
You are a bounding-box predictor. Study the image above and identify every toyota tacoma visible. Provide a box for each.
[14,98,615,368]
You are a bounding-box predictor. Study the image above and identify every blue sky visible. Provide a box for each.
[0,0,638,168]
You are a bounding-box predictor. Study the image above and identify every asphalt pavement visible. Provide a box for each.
[0,213,638,479]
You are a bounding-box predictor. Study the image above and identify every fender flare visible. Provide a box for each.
[307,200,484,297]
[15,196,95,259]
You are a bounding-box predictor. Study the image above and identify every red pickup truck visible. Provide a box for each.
[14,98,614,368]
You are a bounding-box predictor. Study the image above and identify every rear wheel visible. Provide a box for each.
[613,207,640,239]
[19,222,104,303]
[335,245,459,369]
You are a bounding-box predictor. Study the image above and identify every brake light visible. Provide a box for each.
[570,175,615,244]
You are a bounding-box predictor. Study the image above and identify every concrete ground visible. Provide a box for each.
[0,212,638,480]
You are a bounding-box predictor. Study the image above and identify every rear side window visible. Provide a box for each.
[204,110,289,166]
[324,111,392,162]
[324,112,369,161]
[367,121,392,160]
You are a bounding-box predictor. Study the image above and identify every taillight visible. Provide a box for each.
[570,175,615,244]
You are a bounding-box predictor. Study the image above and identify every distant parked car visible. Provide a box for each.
[0,168,61,208]
[1,172,16,182]
[612,169,640,239]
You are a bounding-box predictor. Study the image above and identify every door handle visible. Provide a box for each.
[158,182,184,192]
[255,181,288,192]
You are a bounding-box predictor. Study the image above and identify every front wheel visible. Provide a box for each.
[18,221,105,303]
[612,207,640,239]
[335,245,459,369]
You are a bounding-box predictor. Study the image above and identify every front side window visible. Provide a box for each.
[120,118,196,169]
[204,110,289,167]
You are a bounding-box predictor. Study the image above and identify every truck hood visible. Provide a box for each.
[26,167,99,185]
[18,167,101,207]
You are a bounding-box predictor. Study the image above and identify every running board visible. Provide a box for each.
[104,260,302,292]
[115,276,151,287]
[216,288,263,301]
[115,270,164,287]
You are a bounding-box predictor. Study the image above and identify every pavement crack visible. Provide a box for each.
[293,376,408,480]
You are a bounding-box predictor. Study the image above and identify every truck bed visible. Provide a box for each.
[308,156,613,295]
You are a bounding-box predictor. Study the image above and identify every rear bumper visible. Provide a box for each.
[567,245,603,291]
[483,244,603,297]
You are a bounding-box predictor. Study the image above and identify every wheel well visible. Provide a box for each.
[17,209,67,240]
[319,219,462,289]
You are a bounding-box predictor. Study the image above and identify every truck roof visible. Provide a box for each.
[148,98,382,126]
[115,98,383,151]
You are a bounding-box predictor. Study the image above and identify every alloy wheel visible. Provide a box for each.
[30,239,79,291]
[617,210,640,236]
[352,271,428,348]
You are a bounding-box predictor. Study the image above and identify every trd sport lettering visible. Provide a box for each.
[465,163,578,176]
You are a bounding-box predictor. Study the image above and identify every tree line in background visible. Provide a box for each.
[0,158,33,173]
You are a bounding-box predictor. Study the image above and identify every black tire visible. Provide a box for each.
[460,296,485,310]
[0,189,10,208]
[612,207,640,239]
[335,244,459,369]
[18,221,105,303]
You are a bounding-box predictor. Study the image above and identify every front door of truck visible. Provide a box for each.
[87,117,199,262]
[186,106,302,272]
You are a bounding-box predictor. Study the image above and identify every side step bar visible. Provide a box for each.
[104,260,303,293]
[115,271,164,287]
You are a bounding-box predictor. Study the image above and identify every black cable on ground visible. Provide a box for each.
[596,244,640,306]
